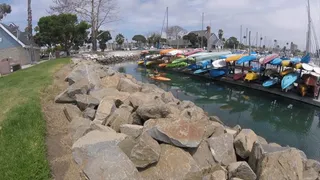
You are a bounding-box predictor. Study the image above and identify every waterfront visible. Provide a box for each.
[114,62,320,160]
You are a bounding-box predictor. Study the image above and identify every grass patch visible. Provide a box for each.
[0,58,70,180]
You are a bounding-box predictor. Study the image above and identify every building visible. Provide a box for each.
[290,42,298,52]
[0,23,40,66]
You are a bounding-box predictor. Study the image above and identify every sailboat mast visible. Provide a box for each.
[306,0,312,53]
[166,7,168,32]
[201,12,204,49]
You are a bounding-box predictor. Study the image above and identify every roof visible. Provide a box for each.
[0,23,39,48]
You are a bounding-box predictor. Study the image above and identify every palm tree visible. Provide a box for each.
[274,39,277,48]
[218,29,223,40]
[27,0,35,63]
[260,37,263,48]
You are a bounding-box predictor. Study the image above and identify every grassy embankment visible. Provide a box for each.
[0,58,70,179]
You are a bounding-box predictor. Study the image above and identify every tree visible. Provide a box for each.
[0,3,11,20]
[218,29,223,40]
[97,30,112,52]
[183,33,198,47]
[116,33,124,45]
[166,25,187,40]
[132,35,146,43]
[225,37,239,49]
[50,0,119,51]
[34,14,90,54]
[147,33,161,46]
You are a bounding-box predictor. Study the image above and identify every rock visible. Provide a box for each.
[119,132,161,168]
[187,141,216,174]
[228,161,256,180]
[180,106,209,122]
[211,170,227,180]
[257,135,268,145]
[101,73,121,88]
[119,104,133,113]
[234,129,258,159]
[72,131,140,180]
[75,94,99,111]
[69,117,92,142]
[117,78,141,93]
[106,106,132,132]
[303,159,320,180]
[93,98,115,124]
[120,124,143,138]
[225,127,238,137]
[66,63,102,88]
[55,90,75,103]
[136,100,170,121]
[129,112,143,125]
[230,178,243,180]
[89,88,120,102]
[67,79,90,99]
[256,148,304,180]
[207,133,237,166]
[83,107,96,120]
[128,92,160,109]
[209,116,224,125]
[63,104,82,122]
[161,91,179,103]
[89,122,115,133]
[140,144,201,180]
[147,118,205,148]
[269,142,282,147]
[141,83,165,94]
[232,125,241,133]
[204,121,225,138]
[178,100,196,110]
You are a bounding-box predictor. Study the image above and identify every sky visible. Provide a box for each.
[1,0,319,50]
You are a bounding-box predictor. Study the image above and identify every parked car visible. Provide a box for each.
[131,47,138,50]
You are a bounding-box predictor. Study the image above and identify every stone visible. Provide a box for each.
[178,100,196,110]
[69,117,92,143]
[101,73,121,88]
[63,104,82,122]
[55,89,75,103]
[67,79,90,99]
[204,121,225,138]
[89,88,120,102]
[207,133,237,166]
[147,118,205,148]
[139,144,201,180]
[256,148,304,180]
[180,106,209,122]
[72,131,140,180]
[128,92,160,109]
[129,112,143,125]
[66,63,102,88]
[232,125,241,133]
[83,107,96,120]
[120,124,143,138]
[106,107,132,132]
[230,178,243,180]
[225,127,238,137]
[117,78,141,93]
[303,159,320,180]
[89,122,115,133]
[161,91,179,104]
[234,129,258,159]
[257,135,268,145]
[75,94,99,111]
[209,116,224,125]
[136,100,170,121]
[269,142,282,147]
[93,98,115,124]
[228,161,256,180]
[211,170,227,180]
[141,83,165,94]
[119,132,161,168]
[187,141,216,174]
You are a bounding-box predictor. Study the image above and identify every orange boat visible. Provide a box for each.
[150,76,171,81]
[226,55,245,62]
[160,49,175,55]
[159,63,167,68]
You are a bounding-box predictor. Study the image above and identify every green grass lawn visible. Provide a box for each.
[0,58,70,180]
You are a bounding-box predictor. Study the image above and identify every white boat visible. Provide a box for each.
[195,51,232,61]
[212,59,226,68]
[313,66,320,74]
[302,63,314,71]
[187,52,210,58]
[166,50,184,56]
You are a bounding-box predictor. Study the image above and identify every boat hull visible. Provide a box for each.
[236,55,256,65]
[263,78,279,87]
[209,69,227,77]
[281,73,299,90]
[263,54,279,64]
[244,72,258,81]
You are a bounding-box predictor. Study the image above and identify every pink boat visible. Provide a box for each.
[184,49,203,56]
[263,54,279,64]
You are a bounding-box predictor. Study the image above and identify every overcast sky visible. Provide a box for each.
[1,0,318,50]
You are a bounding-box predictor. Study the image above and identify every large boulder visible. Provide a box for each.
[119,132,161,168]
[141,83,165,94]
[207,133,237,166]
[228,161,256,180]
[180,106,209,122]
[161,91,179,104]
[69,117,91,142]
[129,112,143,125]
[147,118,205,148]
[93,97,115,124]
[204,121,225,138]
[67,79,90,99]
[117,78,141,93]
[82,107,96,120]
[303,159,320,180]
[211,170,227,180]
[178,100,196,110]
[257,135,268,145]
[140,144,202,180]
[89,88,120,102]
[128,92,160,109]
[136,99,171,121]
[101,73,121,88]
[75,94,99,111]
[106,106,132,132]
[120,124,143,138]
[72,131,140,180]
[234,129,258,159]
[55,90,75,103]
[63,104,82,122]
[66,63,101,88]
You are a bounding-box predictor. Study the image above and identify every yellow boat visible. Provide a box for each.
[226,55,244,62]
[280,69,293,76]
[244,72,258,81]
[295,63,302,69]
[160,49,175,55]
[137,60,144,65]
[281,60,291,67]
[298,84,308,97]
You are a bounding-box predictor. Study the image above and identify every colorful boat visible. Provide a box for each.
[166,62,188,68]
[233,73,246,80]
[150,76,171,81]
[209,69,227,77]
[195,51,232,61]
[212,59,226,68]
[295,63,302,69]
[259,57,265,64]
[187,52,210,58]
[172,58,188,64]
[160,49,175,55]
[138,60,144,65]
[236,55,256,65]
[281,60,291,67]
[244,72,258,81]
[298,84,308,96]
[226,54,243,62]
[290,57,301,64]
[184,49,203,56]
[281,73,299,90]
[166,50,184,56]
[270,58,282,65]
[263,54,279,64]
[263,77,279,87]
[194,69,210,74]
[146,60,163,66]
[158,63,167,68]
[280,69,294,76]
[187,64,201,70]
[302,63,314,71]
[301,53,311,63]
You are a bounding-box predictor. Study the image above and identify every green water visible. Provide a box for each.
[114,62,320,160]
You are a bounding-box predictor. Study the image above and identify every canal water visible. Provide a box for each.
[113,62,320,160]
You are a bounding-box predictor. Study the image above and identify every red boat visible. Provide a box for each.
[233,73,246,80]
[263,54,279,64]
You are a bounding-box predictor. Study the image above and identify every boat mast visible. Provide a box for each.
[249,31,251,55]
[240,25,242,47]
[306,0,312,53]
[201,12,204,49]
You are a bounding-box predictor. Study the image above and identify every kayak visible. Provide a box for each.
[270,58,282,65]
[212,59,226,68]
[209,69,227,77]
[298,84,308,96]
[187,52,210,58]
[295,63,302,69]
[172,58,188,64]
[166,62,188,68]
[280,69,294,76]
[236,55,256,65]
[166,50,184,56]
[158,63,167,68]
[290,57,301,64]
[301,53,311,63]
[281,73,299,90]
[194,69,210,74]
[244,72,258,81]
[194,51,232,61]
[281,60,291,67]
[150,76,171,81]
[138,60,144,65]
[187,64,201,70]
[184,49,203,56]
[302,63,314,71]
[226,54,243,62]
[160,49,175,55]
[263,54,279,64]
[314,67,320,74]
[146,60,163,66]
[233,73,246,80]
[263,77,279,87]
[259,57,265,64]
[199,59,213,68]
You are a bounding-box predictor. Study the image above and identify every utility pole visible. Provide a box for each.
[201,12,204,49]
[27,0,34,63]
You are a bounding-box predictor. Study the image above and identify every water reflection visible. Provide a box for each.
[113,63,320,160]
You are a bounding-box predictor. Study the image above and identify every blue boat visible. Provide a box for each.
[199,59,212,68]
[236,55,256,65]
[194,69,210,74]
[263,77,279,88]
[281,73,299,90]
[301,53,311,63]
[290,57,301,64]
[209,69,227,78]
[188,64,201,70]
[270,58,282,65]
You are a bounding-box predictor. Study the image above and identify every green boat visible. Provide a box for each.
[166,62,188,68]
[172,58,193,64]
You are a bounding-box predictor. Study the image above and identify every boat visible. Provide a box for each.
[263,54,279,64]
[160,49,175,55]
[314,67,320,74]
[290,57,301,64]
[270,58,282,65]
[158,63,167,68]
[295,63,302,69]
[150,76,171,81]
[172,58,188,64]
[212,59,226,68]
[298,84,308,96]
[281,60,291,67]
[280,69,294,76]
[226,54,243,62]
[281,73,299,90]
[146,60,163,66]
[166,50,184,56]
[311,72,320,77]
[194,51,232,61]
[301,53,311,63]
[259,57,265,64]
[302,63,314,71]
[233,73,246,80]
[187,64,201,70]
[184,49,203,56]
[302,74,318,86]
[194,69,210,74]
[209,69,227,77]
[187,52,210,58]
[137,60,144,65]
[236,55,256,65]
[166,62,188,68]
[244,72,258,81]
[263,77,279,87]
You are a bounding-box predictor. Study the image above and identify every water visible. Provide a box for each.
[113,62,320,160]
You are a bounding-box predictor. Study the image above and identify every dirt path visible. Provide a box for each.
[41,64,82,180]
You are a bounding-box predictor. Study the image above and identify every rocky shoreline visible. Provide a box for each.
[55,57,320,180]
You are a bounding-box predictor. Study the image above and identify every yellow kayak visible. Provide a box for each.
[280,69,293,76]
[295,63,302,69]
[244,72,258,81]
[137,60,144,65]
[281,60,291,67]
[226,55,244,62]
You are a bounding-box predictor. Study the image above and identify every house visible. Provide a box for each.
[0,23,40,66]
